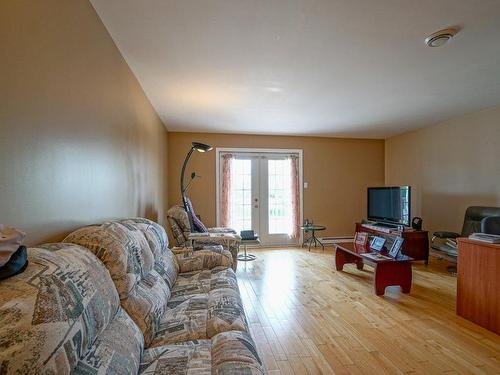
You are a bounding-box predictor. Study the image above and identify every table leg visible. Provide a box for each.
[335,247,345,271]
[374,262,412,296]
[302,232,312,251]
[317,236,325,251]
[400,263,412,293]
[314,233,323,249]
[374,265,386,296]
[237,244,256,261]
[302,234,308,247]
[308,230,324,251]
[335,248,362,272]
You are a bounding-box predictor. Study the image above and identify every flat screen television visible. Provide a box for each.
[367,186,411,227]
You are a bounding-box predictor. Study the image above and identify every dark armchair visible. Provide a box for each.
[432,206,500,258]
[481,216,500,235]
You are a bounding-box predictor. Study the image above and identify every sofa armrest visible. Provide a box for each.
[432,231,460,239]
[175,248,233,273]
[171,246,193,255]
[208,227,237,234]
[171,244,224,254]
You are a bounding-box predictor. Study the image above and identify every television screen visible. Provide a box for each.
[367,186,411,226]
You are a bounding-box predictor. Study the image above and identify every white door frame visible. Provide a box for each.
[215,147,304,246]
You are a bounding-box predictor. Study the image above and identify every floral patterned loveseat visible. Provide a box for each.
[0,218,263,374]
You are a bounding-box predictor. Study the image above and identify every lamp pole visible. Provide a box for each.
[180,146,195,232]
[179,142,213,233]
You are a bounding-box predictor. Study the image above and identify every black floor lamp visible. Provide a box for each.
[180,142,213,232]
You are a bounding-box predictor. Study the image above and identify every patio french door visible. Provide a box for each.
[218,151,301,246]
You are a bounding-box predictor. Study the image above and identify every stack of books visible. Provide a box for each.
[446,239,458,249]
[469,233,500,244]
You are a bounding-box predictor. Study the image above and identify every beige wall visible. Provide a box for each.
[168,133,385,238]
[0,0,168,245]
[385,105,500,235]
[7,0,496,248]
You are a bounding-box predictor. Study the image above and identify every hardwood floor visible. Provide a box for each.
[236,247,500,374]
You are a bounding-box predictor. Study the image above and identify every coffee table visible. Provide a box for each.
[334,242,413,296]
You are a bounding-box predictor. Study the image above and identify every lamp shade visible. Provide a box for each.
[192,142,212,152]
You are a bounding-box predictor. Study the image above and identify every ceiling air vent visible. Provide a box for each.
[425,28,458,47]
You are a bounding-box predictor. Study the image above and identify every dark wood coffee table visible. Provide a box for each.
[334,242,413,296]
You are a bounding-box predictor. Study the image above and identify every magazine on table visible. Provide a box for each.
[469,232,500,243]
[362,252,393,261]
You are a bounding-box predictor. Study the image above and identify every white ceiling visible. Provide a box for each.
[91,0,500,139]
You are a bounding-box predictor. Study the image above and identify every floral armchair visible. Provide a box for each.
[167,205,241,269]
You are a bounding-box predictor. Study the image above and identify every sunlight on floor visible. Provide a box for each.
[261,252,296,310]
[236,247,499,375]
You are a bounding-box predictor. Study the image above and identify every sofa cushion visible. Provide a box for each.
[0,243,126,373]
[156,247,179,289]
[140,331,264,375]
[64,221,171,347]
[119,218,179,289]
[150,283,249,346]
[64,223,150,298]
[211,331,264,374]
[151,295,208,346]
[188,235,240,271]
[167,205,192,246]
[175,248,233,273]
[140,339,212,375]
[74,307,144,375]
[122,268,171,346]
[170,267,239,303]
[119,218,169,258]
[207,288,248,338]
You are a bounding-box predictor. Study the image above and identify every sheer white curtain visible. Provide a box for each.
[220,154,233,227]
[288,155,300,239]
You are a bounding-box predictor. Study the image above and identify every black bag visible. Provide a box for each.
[0,245,28,280]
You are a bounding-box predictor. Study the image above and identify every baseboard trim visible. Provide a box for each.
[319,236,353,244]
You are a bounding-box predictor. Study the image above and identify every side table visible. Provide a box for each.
[238,238,260,261]
[301,225,326,251]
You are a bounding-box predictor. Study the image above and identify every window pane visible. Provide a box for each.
[229,158,252,233]
[243,190,251,205]
[233,190,243,205]
[243,175,251,190]
[268,159,292,234]
[244,205,251,220]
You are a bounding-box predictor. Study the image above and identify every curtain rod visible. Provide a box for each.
[220,151,299,156]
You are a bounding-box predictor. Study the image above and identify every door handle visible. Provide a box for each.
[254,205,259,208]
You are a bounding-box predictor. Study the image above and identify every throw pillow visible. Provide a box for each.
[186,198,209,233]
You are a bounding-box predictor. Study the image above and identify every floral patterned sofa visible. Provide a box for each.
[0,218,264,374]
